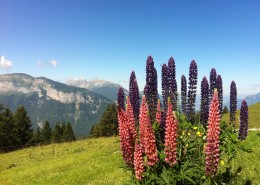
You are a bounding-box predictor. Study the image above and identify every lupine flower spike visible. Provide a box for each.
[205,89,221,177]
[139,95,158,166]
[134,142,144,180]
[164,98,178,166]
[238,99,248,140]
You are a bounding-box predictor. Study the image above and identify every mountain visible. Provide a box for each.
[223,92,260,110]
[67,79,128,102]
[0,73,113,137]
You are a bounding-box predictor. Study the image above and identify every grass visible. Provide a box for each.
[222,102,260,128]
[0,137,129,185]
[0,132,259,185]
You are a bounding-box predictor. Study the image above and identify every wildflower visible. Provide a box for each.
[205,89,221,177]
[139,95,158,166]
[193,126,198,130]
[220,160,225,166]
[126,97,137,140]
[164,99,178,166]
[182,131,185,136]
[188,133,190,136]
[238,99,248,140]
[196,131,201,136]
[134,142,144,180]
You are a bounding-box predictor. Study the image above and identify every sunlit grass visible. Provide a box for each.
[0,132,259,184]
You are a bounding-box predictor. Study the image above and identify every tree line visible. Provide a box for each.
[0,104,75,152]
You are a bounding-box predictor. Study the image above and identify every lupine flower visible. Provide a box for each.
[230,81,237,126]
[134,142,144,180]
[129,71,140,120]
[164,98,178,166]
[117,106,134,167]
[156,99,161,124]
[162,63,168,108]
[126,97,137,140]
[238,100,248,140]
[181,75,187,115]
[145,56,158,121]
[200,76,209,126]
[216,75,223,115]
[186,60,198,122]
[160,109,167,142]
[117,87,125,110]
[209,68,217,101]
[168,57,177,110]
[205,89,221,177]
[139,95,158,166]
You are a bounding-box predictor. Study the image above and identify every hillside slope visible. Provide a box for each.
[222,102,260,128]
[0,73,113,137]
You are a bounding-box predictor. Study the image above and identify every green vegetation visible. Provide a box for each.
[90,103,118,137]
[222,102,260,128]
[0,132,259,185]
[0,137,129,185]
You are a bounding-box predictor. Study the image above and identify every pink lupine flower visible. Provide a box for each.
[156,99,161,124]
[117,106,134,167]
[164,99,178,166]
[134,142,144,180]
[126,97,137,140]
[205,89,221,177]
[139,95,158,166]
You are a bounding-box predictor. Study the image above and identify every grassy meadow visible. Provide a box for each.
[0,131,259,185]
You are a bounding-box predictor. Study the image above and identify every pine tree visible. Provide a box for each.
[13,105,33,147]
[63,123,76,142]
[33,126,43,144]
[51,122,63,143]
[42,121,52,144]
[222,106,228,114]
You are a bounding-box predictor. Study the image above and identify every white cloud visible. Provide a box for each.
[36,61,44,67]
[0,56,13,69]
[49,60,57,67]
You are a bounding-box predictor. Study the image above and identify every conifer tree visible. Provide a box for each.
[42,121,52,144]
[33,126,42,144]
[13,105,33,147]
[63,123,76,142]
[52,122,63,143]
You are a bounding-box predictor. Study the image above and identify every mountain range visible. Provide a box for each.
[0,73,113,137]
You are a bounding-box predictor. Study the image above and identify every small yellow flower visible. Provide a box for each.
[220,160,225,166]
[188,133,190,136]
[193,126,198,130]
[182,131,185,136]
[196,131,201,135]
[180,136,183,139]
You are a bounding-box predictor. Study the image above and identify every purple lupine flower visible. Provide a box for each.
[238,100,248,140]
[181,75,187,115]
[168,57,178,110]
[230,81,237,126]
[129,71,140,120]
[161,63,168,108]
[205,89,221,177]
[200,76,209,127]
[216,75,223,115]
[160,109,167,143]
[209,68,217,101]
[186,60,198,122]
[117,87,125,110]
[145,56,158,121]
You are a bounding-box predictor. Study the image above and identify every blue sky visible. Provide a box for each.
[0,0,259,97]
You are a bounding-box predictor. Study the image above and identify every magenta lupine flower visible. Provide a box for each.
[117,87,125,110]
[164,99,178,166]
[134,142,144,180]
[186,60,198,122]
[181,75,187,115]
[205,89,221,177]
[139,95,158,166]
[200,76,209,127]
[117,106,134,167]
[129,71,140,120]
[156,99,161,124]
[230,81,237,126]
[238,100,248,140]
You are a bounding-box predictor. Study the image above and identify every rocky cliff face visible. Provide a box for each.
[0,73,113,137]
